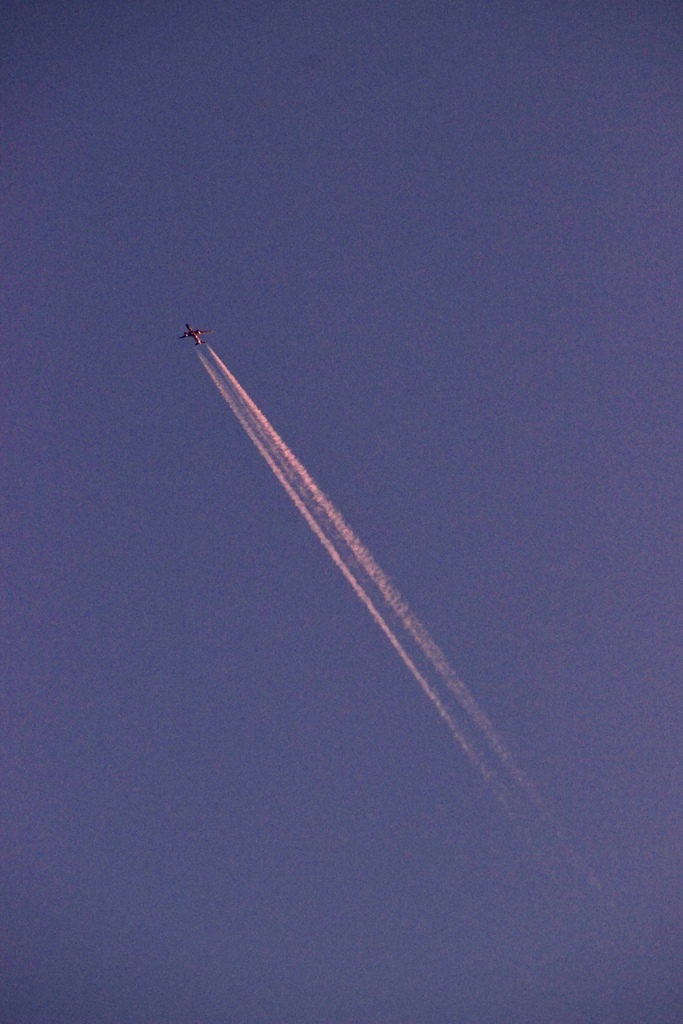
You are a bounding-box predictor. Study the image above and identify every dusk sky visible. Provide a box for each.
[3,2,683,1021]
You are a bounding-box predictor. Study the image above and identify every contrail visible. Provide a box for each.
[197,344,598,892]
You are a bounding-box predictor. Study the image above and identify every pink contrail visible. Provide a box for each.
[197,344,599,892]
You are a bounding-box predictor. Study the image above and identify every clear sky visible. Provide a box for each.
[2,2,683,1021]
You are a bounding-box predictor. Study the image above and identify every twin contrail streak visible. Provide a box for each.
[197,344,598,893]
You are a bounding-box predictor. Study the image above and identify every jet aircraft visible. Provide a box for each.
[180,324,213,344]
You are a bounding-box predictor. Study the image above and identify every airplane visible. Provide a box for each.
[180,324,213,345]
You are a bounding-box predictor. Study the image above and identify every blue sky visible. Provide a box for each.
[2,2,683,1021]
